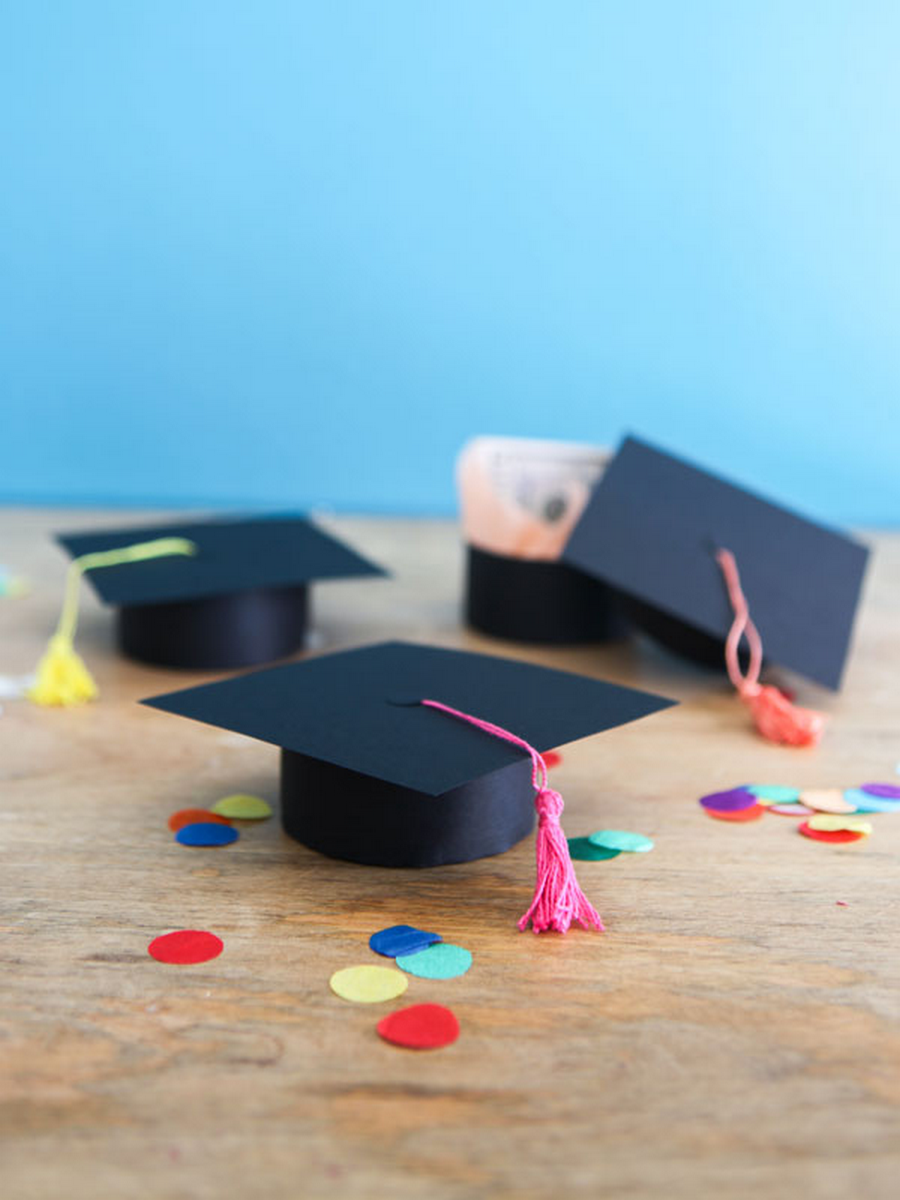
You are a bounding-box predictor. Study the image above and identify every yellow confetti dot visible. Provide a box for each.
[799,788,856,815]
[807,814,872,835]
[329,965,409,1004]
[210,793,272,820]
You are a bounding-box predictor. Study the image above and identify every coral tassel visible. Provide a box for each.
[421,699,603,934]
[28,536,197,708]
[715,548,825,747]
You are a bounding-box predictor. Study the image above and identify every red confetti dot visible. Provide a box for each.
[543,751,563,769]
[168,808,232,832]
[798,823,865,844]
[704,803,765,822]
[376,1003,460,1050]
[148,929,224,964]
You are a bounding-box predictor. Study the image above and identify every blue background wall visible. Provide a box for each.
[1,1,898,524]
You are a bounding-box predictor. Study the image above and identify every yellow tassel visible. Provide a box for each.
[28,634,99,707]
[28,536,197,708]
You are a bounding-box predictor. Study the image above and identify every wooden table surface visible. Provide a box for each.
[2,509,899,1200]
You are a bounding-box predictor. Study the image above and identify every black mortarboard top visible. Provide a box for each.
[562,436,870,690]
[57,514,386,671]
[142,640,675,869]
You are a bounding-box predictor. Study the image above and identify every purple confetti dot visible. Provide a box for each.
[699,787,758,813]
[860,782,900,799]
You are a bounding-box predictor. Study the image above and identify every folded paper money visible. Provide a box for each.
[457,437,610,561]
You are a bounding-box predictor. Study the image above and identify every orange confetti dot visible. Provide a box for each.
[168,808,232,832]
[704,803,765,822]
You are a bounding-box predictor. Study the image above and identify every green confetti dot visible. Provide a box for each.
[588,829,654,853]
[567,837,622,862]
[396,943,472,979]
[210,793,273,820]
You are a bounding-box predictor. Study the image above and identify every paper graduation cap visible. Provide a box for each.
[142,641,675,894]
[562,436,870,692]
[56,515,386,671]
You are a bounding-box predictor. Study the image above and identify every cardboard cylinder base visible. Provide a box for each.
[280,749,536,867]
[117,586,309,670]
[465,544,626,645]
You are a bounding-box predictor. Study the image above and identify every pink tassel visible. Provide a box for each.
[421,699,603,934]
[516,785,604,934]
[715,549,825,747]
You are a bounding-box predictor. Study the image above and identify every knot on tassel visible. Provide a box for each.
[27,634,98,708]
[739,682,825,748]
[535,787,564,822]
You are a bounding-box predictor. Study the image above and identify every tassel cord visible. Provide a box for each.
[56,537,197,645]
[715,548,764,699]
[715,548,825,747]
[28,536,197,708]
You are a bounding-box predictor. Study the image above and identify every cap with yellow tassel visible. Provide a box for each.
[28,537,197,707]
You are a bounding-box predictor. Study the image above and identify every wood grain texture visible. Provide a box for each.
[1,509,898,1200]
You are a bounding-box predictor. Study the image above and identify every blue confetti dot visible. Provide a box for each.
[369,924,442,958]
[844,788,900,813]
[175,822,239,847]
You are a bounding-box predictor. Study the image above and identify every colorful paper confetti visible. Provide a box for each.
[396,943,473,980]
[799,789,856,814]
[567,837,622,861]
[210,793,273,820]
[377,1003,460,1050]
[807,814,872,835]
[369,925,442,958]
[330,964,408,1003]
[798,822,866,844]
[704,804,765,822]
[860,782,900,799]
[588,830,654,853]
[175,822,240,847]
[845,789,900,813]
[747,785,801,803]
[699,788,758,812]
[168,808,232,832]
[148,929,224,964]
[698,774,900,847]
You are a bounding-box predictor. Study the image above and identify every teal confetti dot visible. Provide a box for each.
[396,943,472,980]
[747,785,801,802]
[567,837,622,862]
[588,829,654,853]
